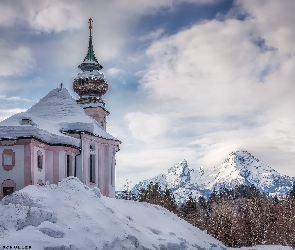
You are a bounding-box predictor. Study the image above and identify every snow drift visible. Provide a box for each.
[0,178,292,250]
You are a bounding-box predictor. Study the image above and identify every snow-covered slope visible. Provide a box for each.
[0,177,226,249]
[0,178,292,250]
[131,150,295,203]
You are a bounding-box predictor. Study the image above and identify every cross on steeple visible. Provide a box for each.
[88,18,93,36]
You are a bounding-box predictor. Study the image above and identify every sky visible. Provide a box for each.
[0,0,295,189]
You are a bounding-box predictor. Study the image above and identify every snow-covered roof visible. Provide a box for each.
[0,88,119,147]
[74,70,105,80]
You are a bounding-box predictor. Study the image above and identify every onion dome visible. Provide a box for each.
[73,18,108,106]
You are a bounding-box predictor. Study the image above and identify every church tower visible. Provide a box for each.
[73,18,109,130]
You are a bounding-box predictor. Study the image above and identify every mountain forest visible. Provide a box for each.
[121,182,295,248]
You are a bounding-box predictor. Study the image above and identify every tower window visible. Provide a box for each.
[90,154,95,183]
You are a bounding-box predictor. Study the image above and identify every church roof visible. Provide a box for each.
[0,88,119,147]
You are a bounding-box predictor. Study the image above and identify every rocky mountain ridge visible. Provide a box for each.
[131,150,295,203]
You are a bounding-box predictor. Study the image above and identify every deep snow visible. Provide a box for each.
[0,177,292,250]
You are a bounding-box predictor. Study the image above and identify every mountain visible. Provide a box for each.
[131,150,295,203]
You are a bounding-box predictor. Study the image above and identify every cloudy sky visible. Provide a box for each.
[1,0,295,189]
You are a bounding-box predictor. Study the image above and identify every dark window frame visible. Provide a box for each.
[89,154,95,183]
[37,155,43,170]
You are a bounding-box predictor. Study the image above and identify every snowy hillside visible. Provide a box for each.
[0,177,227,249]
[0,178,292,250]
[131,150,295,203]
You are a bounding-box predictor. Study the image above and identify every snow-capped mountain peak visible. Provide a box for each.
[130,150,295,203]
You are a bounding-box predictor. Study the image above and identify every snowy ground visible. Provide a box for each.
[0,177,293,250]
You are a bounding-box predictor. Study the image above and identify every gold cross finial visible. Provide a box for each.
[88,18,93,30]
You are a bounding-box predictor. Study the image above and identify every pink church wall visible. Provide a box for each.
[79,133,119,197]
[53,150,59,183]
[0,142,26,200]
[24,143,32,186]
[83,107,109,131]
[98,143,103,191]
[104,145,110,197]
[82,136,87,185]
[0,133,118,199]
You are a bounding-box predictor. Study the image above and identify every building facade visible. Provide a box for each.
[0,18,121,200]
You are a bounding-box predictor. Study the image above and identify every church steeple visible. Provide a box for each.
[73,18,108,107]
[78,18,103,72]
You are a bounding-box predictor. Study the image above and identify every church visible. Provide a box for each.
[0,18,121,200]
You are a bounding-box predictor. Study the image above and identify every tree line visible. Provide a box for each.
[121,182,295,248]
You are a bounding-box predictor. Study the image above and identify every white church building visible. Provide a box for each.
[0,18,121,200]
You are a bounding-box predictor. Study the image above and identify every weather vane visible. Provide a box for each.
[88,18,93,36]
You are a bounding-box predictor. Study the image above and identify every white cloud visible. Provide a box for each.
[0,41,34,77]
[0,95,31,102]
[107,68,124,76]
[138,28,165,42]
[127,2,295,181]
[236,0,295,54]
[124,112,170,143]
[0,0,216,33]
[0,108,26,122]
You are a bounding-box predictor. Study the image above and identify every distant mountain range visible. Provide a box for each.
[130,150,295,203]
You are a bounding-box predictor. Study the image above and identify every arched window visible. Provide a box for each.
[1,179,16,197]
[37,150,43,172]
[38,155,43,170]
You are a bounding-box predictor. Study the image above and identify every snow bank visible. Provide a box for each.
[0,178,292,250]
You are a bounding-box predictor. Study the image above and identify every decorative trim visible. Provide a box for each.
[1,140,16,146]
[2,149,15,171]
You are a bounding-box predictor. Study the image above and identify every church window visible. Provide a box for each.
[1,179,16,197]
[66,155,72,177]
[90,154,95,183]
[2,149,15,171]
[37,155,43,170]
[4,154,12,165]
